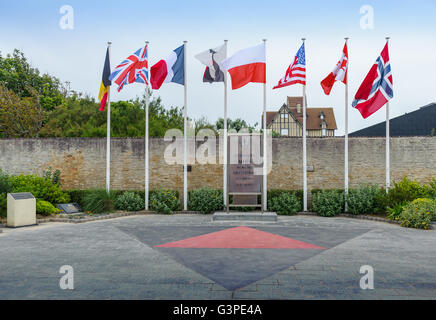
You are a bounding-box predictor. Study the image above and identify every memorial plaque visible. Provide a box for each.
[10,193,34,200]
[56,203,82,214]
[228,134,262,206]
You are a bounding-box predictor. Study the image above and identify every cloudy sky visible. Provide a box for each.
[1,0,435,135]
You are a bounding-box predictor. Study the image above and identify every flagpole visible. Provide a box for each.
[263,39,267,212]
[302,38,307,212]
[386,37,390,192]
[106,41,112,193]
[223,39,228,207]
[183,40,188,211]
[344,37,349,212]
[145,41,150,210]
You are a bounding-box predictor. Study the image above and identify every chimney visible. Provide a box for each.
[296,103,302,114]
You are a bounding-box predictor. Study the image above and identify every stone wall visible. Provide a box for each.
[0,137,435,197]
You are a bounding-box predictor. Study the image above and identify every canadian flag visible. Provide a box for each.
[321,43,348,95]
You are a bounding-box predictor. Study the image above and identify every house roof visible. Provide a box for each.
[262,96,338,130]
[349,103,436,137]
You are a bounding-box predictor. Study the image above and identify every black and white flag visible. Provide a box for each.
[195,43,226,83]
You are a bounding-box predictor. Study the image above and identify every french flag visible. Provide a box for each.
[150,45,185,89]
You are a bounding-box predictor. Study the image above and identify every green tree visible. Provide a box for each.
[0,49,65,111]
[0,84,44,137]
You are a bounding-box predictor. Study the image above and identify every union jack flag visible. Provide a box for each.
[352,42,393,119]
[273,42,306,89]
[109,45,149,92]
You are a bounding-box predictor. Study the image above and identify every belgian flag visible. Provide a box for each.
[98,48,111,111]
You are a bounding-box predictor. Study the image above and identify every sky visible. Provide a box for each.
[1,0,435,135]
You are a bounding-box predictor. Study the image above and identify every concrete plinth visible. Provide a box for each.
[213,211,277,222]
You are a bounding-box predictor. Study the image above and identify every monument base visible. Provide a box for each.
[213,211,277,222]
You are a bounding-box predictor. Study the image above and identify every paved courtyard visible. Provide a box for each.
[0,214,435,300]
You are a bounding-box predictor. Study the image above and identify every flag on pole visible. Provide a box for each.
[352,43,393,119]
[195,44,226,83]
[273,43,306,89]
[220,43,266,90]
[150,45,185,89]
[109,45,149,92]
[98,48,111,111]
[321,43,348,95]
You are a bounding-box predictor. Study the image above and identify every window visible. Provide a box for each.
[280,129,289,136]
[280,113,289,119]
[322,128,327,137]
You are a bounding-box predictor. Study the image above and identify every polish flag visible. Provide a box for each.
[220,43,266,90]
[321,43,348,95]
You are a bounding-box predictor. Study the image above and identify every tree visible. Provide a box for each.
[0,49,65,111]
[215,117,258,132]
[0,84,44,137]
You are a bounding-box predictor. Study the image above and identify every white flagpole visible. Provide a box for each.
[344,37,349,212]
[302,38,307,212]
[386,37,390,192]
[183,40,188,211]
[145,41,150,210]
[263,39,267,211]
[106,41,112,193]
[223,39,228,207]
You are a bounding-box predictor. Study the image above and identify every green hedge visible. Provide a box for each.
[188,188,223,214]
[312,190,345,217]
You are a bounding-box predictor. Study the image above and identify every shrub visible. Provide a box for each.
[150,189,180,214]
[82,189,117,214]
[65,189,89,208]
[373,188,389,215]
[312,190,344,217]
[268,189,303,209]
[428,178,436,199]
[0,169,12,194]
[268,192,302,215]
[36,199,60,216]
[188,188,223,214]
[387,202,409,221]
[0,170,11,218]
[0,193,6,218]
[42,167,62,187]
[10,174,70,204]
[387,177,430,208]
[346,185,379,215]
[115,191,145,212]
[398,199,435,230]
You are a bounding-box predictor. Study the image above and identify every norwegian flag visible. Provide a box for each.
[273,42,306,89]
[352,42,393,119]
[321,43,348,95]
[109,45,149,92]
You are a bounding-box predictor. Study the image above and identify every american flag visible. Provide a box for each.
[109,45,149,92]
[273,43,306,89]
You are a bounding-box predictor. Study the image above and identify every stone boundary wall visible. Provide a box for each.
[0,137,435,196]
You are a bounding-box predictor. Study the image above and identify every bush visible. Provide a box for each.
[312,190,344,217]
[65,189,89,208]
[0,170,11,218]
[398,199,435,230]
[387,202,409,221]
[428,178,436,199]
[36,199,60,216]
[150,189,180,214]
[10,174,70,204]
[188,188,223,214]
[268,189,303,209]
[387,177,430,208]
[82,189,117,214]
[0,169,12,194]
[268,192,302,215]
[346,185,380,215]
[0,194,6,218]
[115,191,145,212]
[42,167,62,186]
[373,188,389,215]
